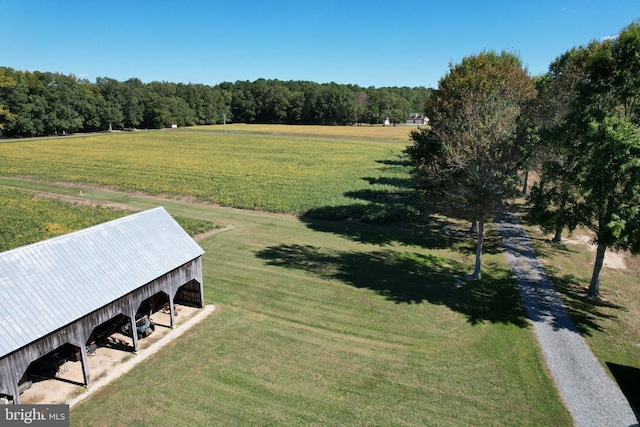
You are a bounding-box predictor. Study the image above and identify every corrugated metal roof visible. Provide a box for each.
[0,207,205,358]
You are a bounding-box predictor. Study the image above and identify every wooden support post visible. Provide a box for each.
[197,280,205,308]
[79,342,91,386]
[10,382,20,404]
[129,314,139,353]
[169,297,176,329]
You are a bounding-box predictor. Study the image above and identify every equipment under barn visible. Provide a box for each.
[0,207,205,404]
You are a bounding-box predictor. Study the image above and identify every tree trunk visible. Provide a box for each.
[588,243,607,297]
[552,195,567,243]
[522,169,529,196]
[471,217,485,279]
[469,217,477,234]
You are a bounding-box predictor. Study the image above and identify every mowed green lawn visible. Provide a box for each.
[0,125,573,425]
[0,187,570,426]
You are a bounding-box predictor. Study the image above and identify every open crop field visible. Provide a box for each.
[190,123,416,141]
[0,125,415,217]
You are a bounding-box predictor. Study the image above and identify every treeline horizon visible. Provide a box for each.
[0,67,432,137]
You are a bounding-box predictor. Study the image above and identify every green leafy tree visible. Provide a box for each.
[0,68,16,133]
[96,77,125,131]
[39,72,85,135]
[318,83,356,125]
[230,81,257,123]
[580,116,640,296]
[379,89,411,125]
[363,87,381,124]
[407,50,536,279]
[286,90,305,124]
[525,55,586,242]
[1,71,48,136]
[530,21,640,297]
[121,78,145,128]
[573,22,640,296]
[177,83,229,125]
[353,90,370,125]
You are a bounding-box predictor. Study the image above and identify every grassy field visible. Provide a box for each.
[0,187,215,251]
[0,184,571,426]
[0,125,415,217]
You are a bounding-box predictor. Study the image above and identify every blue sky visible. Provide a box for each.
[3,0,639,88]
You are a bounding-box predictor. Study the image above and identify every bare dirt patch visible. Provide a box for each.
[18,305,215,406]
[624,252,640,274]
[563,233,627,270]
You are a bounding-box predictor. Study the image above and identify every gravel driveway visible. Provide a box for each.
[497,212,638,427]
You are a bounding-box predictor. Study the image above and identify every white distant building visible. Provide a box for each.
[406,113,429,125]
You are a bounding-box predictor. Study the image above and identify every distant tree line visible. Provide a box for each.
[0,68,431,137]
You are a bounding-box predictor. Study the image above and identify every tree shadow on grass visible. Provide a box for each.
[256,244,528,327]
[301,215,451,248]
[543,269,626,336]
[527,239,578,260]
[375,158,411,167]
[303,185,421,227]
[606,363,640,420]
[362,176,415,188]
[302,156,422,227]
[296,155,528,326]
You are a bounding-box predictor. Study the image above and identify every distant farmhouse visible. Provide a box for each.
[0,208,205,404]
[383,113,429,126]
[406,113,429,125]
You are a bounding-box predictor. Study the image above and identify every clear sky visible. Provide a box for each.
[3,0,639,88]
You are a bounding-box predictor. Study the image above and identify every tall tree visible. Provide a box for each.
[0,68,16,133]
[121,78,145,128]
[525,55,586,242]
[353,90,370,125]
[530,21,640,297]
[572,22,640,296]
[96,77,125,131]
[580,116,640,296]
[318,83,356,125]
[407,50,536,279]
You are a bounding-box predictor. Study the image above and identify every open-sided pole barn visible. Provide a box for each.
[0,207,205,404]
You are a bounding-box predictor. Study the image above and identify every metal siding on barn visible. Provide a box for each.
[0,207,205,359]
